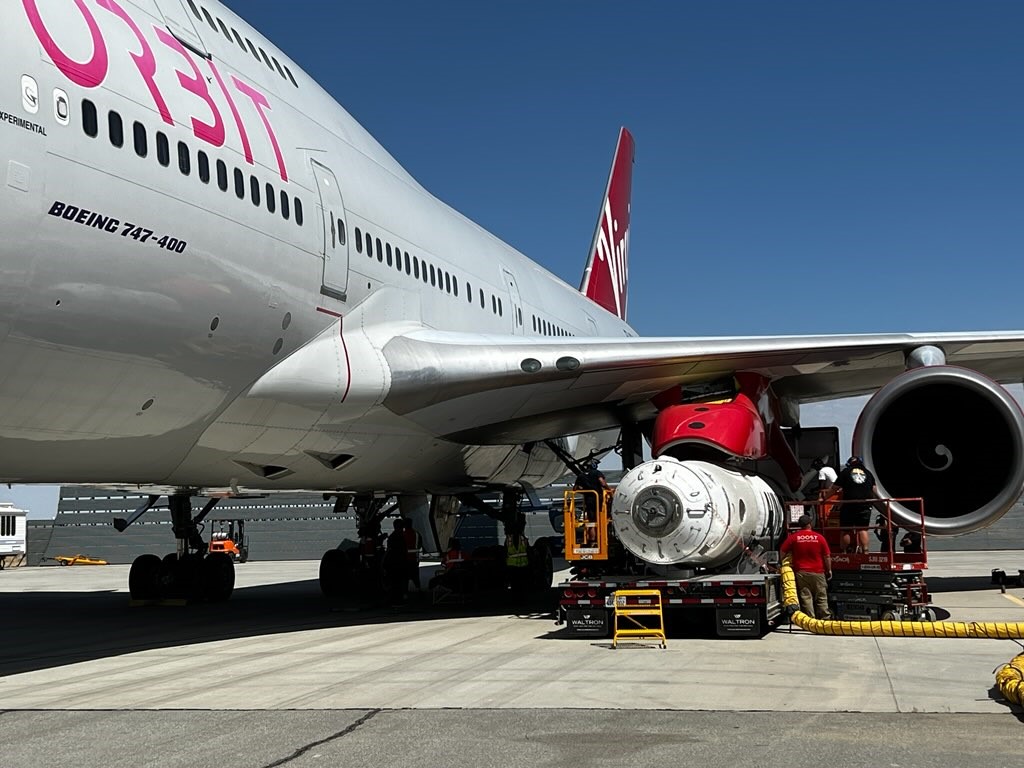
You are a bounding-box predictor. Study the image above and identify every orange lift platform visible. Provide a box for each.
[563,488,611,562]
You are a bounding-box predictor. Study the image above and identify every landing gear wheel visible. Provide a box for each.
[129,553,162,600]
[319,548,351,598]
[202,553,235,602]
[157,553,180,598]
[158,553,204,600]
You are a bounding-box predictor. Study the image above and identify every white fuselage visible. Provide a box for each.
[0,0,631,493]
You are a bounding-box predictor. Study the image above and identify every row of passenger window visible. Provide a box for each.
[351,224,571,336]
[532,316,574,337]
[187,0,297,87]
[353,225,515,319]
[81,99,304,226]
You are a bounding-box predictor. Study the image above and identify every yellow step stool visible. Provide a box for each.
[612,589,667,649]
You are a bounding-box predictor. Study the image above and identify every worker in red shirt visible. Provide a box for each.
[780,514,833,619]
[401,519,422,593]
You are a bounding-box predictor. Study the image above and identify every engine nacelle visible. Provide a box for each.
[854,365,1024,536]
[610,457,784,567]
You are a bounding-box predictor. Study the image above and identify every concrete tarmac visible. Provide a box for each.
[2,552,1024,767]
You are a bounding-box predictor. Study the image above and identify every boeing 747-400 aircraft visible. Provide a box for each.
[3,0,1024,601]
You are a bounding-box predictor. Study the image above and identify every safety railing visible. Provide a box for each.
[563,489,610,561]
[785,496,927,572]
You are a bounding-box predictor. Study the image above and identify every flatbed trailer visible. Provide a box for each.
[558,573,785,638]
[555,485,787,638]
[556,486,934,637]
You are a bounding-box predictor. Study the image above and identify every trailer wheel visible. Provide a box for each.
[881,610,901,622]
[528,539,554,593]
[917,608,937,622]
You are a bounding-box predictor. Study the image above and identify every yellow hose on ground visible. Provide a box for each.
[780,557,1024,638]
[780,556,1024,707]
[995,654,1024,707]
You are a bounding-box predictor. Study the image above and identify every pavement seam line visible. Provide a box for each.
[259,709,381,768]
[874,636,901,712]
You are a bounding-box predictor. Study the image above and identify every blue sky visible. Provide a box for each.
[227,0,1023,337]
[7,1,1023,517]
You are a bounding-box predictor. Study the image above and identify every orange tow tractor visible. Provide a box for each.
[208,520,249,563]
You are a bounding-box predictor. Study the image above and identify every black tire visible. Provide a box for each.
[128,553,162,600]
[918,608,937,622]
[880,610,901,622]
[157,553,182,598]
[319,548,351,598]
[239,547,249,564]
[528,539,554,593]
[202,552,235,602]
[158,553,206,600]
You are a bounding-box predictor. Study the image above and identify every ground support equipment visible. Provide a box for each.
[559,572,783,639]
[612,589,666,648]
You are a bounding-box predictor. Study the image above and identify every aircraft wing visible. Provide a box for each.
[381,330,1024,443]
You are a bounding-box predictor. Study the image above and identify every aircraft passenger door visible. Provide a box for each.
[153,1,210,57]
[311,160,350,302]
[502,269,524,335]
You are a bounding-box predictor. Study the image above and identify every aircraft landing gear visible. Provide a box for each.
[319,494,394,599]
[126,494,235,602]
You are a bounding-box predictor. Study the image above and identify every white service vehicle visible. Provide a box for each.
[0,502,27,568]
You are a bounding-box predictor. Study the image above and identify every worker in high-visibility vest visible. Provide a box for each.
[434,537,469,596]
[504,519,530,593]
[442,538,465,570]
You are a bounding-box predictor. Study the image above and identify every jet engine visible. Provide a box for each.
[610,457,784,567]
[854,365,1024,536]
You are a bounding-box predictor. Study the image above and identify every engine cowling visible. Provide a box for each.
[854,365,1024,536]
[610,457,784,567]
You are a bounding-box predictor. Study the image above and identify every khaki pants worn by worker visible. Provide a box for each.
[795,571,831,619]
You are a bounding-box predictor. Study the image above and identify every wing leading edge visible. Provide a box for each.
[380,330,1024,444]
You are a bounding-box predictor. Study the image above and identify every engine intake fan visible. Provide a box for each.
[854,366,1024,536]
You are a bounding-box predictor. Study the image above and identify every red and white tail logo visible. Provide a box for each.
[579,127,634,321]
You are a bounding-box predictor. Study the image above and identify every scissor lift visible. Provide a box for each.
[787,497,932,621]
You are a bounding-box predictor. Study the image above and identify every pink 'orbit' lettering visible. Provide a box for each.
[22,0,108,87]
[209,61,253,165]
[232,76,288,182]
[155,27,225,147]
[96,0,173,126]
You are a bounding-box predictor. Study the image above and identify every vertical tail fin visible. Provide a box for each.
[579,127,634,321]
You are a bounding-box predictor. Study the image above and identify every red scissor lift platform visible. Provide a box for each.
[787,497,933,621]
